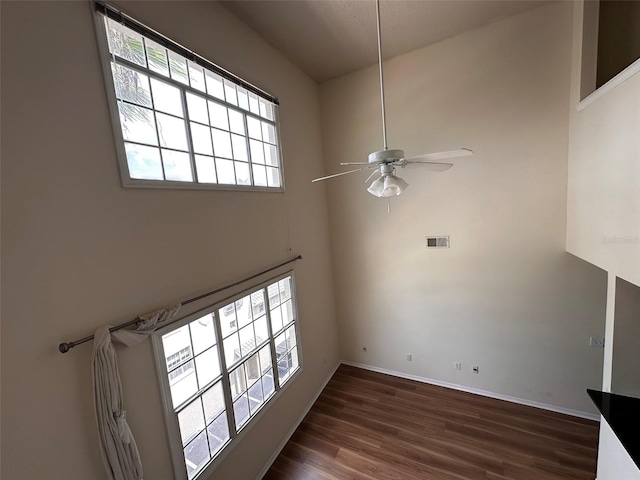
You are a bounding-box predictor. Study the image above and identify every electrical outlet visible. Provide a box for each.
[362,346,368,352]
[454,362,462,371]
[590,337,605,347]
[406,354,412,361]
[472,365,479,374]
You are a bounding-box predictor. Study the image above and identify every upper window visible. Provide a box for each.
[95,5,282,190]
[152,273,301,480]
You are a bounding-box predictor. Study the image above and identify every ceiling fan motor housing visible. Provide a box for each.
[368,149,405,164]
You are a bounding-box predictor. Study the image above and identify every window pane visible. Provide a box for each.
[224,79,238,106]
[251,290,266,318]
[195,155,217,183]
[233,161,250,186]
[252,165,267,187]
[275,330,288,355]
[248,92,260,115]
[202,382,225,423]
[184,430,210,480]
[163,326,192,369]
[205,71,225,100]
[239,324,256,358]
[188,61,206,92]
[208,101,229,131]
[249,140,264,164]
[248,380,264,414]
[247,117,262,140]
[157,114,188,151]
[168,51,189,84]
[223,332,241,367]
[286,325,297,348]
[215,158,234,184]
[280,278,292,301]
[262,371,275,398]
[231,135,248,162]
[112,64,152,107]
[266,167,280,188]
[259,345,272,374]
[254,316,268,346]
[236,87,249,111]
[228,109,245,135]
[119,103,157,145]
[212,130,233,159]
[235,296,252,328]
[162,150,193,182]
[259,99,274,120]
[195,347,220,388]
[262,122,276,144]
[190,123,213,156]
[264,144,278,167]
[244,354,260,387]
[186,93,209,125]
[233,394,250,429]
[207,413,229,457]
[270,306,283,334]
[125,143,163,180]
[219,302,237,338]
[169,360,197,408]
[178,398,205,445]
[145,39,169,76]
[150,78,183,117]
[278,356,291,385]
[229,366,246,400]
[290,348,299,372]
[281,300,294,326]
[107,19,146,67]
[268,283,282,307]
[190,314,216,355]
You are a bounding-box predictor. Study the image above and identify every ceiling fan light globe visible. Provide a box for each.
[382,175,408,196]
[367,176,386,197]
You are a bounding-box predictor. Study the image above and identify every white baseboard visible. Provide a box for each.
[342,361,600,422]
[255,361,341,480]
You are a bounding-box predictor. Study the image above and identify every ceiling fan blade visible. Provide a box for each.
[403,161,453,171]
[404,148,473,163]
[340,162,372,166]
[312,166,375,183]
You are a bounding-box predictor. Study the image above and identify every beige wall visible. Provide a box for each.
[0,2,339,479]
[320,1,606,415]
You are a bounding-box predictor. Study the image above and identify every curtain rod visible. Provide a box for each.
[58,255,302,354]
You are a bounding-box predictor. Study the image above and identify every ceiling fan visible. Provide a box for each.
[312,0,473,197]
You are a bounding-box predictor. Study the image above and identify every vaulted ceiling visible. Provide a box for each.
[220,0,552,82]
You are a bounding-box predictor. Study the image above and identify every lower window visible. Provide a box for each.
[153,273,301,480]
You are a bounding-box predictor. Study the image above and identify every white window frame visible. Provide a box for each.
[93,4,285,192]
[152,271,302,480]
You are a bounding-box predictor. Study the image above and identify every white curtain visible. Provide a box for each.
[92,304,181,480]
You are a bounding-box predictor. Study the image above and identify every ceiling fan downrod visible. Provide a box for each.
[376,0,388,151]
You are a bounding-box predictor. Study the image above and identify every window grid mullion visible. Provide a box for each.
[212,309,239,440]
[242,113,255,186]
[179,88,199,183]
[264,289,282,392]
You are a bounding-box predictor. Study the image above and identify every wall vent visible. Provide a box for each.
[426,236,450,248]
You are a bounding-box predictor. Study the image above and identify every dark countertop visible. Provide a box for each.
[588,389,640,470]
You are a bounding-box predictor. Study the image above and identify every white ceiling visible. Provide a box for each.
[220,0,552,82]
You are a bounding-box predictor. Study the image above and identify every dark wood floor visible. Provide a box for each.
[264,364,599,480]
